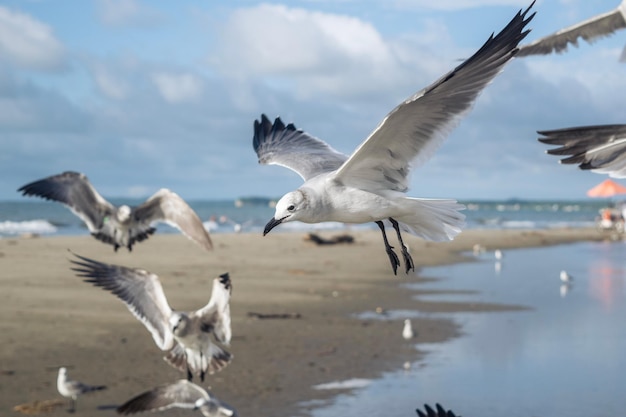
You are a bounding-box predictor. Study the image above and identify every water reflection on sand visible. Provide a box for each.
[310,241,626,417]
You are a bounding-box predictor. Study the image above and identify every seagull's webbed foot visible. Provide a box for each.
[113,244,120,252]
[376,221,400,275]
[390,218,415,274]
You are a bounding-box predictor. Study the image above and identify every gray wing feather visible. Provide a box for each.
[17,171,115,232]
[334,4,535,194]
[253,114,349,181]
[416,403,458,417]
[517,6,626,57]
[539,124,626,177]
[70,253,175,350]
[196,273,232,345]
[132,189,213,252]
[117,380,209,414]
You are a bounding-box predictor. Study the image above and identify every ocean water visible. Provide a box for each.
[309,241,626,417]
[0,199,609,237]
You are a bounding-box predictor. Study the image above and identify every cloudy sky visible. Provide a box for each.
[2,0,625,201]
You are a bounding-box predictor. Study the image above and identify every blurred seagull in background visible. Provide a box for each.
[403,319,415,340]
[560,270,574,283]
[57,367,106,413]
[18,171,213,253]
[517,0,626,61]
[538,125,626,177]
[70,254,232,381]
[117,380,237,417]
[254,4,535,275]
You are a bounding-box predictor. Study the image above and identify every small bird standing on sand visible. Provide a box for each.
[117,379,237,417]
[70,254,233,381]
[254,4,535,275]
[560,270,574,283]
[403,319,415,340]
[56,367,106,413]
[18,171,213,253]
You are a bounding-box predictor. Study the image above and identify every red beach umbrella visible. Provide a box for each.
[586,179,626,198]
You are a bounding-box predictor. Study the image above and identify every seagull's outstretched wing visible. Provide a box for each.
[416,403,458,417]
[195,273,232,345]
[517,2,626,57]
[132,189,213,252]
[117,380,208,414]
[17,171,115,232]
[253,114,349,181]
[538,124,626,177]
[333,4,535,194]
[70,253,175,350]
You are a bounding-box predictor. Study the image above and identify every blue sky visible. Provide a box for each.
[1,0,625,201]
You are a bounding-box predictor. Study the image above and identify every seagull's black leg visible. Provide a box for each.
[376,221,400,275]
[186,364,193,381]
[68,398,76,413]
[200,353,205,382]
[113,244,120,252]
[389,218,415,274]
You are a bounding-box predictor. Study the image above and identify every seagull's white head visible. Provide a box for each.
[58,367,67,378]
[117,205,132,222]
[264,190,308,235]
[170,313,189,336]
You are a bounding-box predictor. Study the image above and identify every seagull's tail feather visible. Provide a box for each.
[396,198,465,241]
[164,344,233,378]
[82,384,107,394]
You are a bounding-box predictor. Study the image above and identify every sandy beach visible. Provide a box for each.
[0,227,612,417]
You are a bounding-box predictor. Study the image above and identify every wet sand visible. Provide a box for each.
[0,227,611,417]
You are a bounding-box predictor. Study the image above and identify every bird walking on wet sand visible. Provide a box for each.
[57,367,106,413]
[18,171,213,253]
[117,379,237,417]
[254,4,535,275]
[560,270,574,283]
[402,319,415,340]
[70,254,233,381]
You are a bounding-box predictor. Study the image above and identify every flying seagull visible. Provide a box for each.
[70,254,232,381]
[253,3,535,275]
[517,0,626,61]
[538,124,626,177]
[17,171,213,253]
[416,403,459,417]
[117,380,237,417]
[57,367,106,413]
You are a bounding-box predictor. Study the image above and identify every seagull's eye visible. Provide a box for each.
[287,205,295,212]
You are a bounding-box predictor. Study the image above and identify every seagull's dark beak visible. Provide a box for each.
[263,217,283,236]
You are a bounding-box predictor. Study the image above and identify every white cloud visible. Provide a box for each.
[92,64,130,100]
[213,4,448,100]
[388,0,528,11]
[151,72,204,103]
[96,0,162,27]
[0,6,66,70]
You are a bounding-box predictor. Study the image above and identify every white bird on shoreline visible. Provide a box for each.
[18,171,213,253]
[402,319,415,340]
[255,4,535,275]
[560,270,574,283]
[57,367,106,413]
[70,254,233,381]
[117,380,237,417]
[517,0,626,61]
[538,124,626,177]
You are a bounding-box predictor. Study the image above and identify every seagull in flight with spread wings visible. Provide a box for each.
[117,380,237,417]
[517,0,626,61]
[538,124,626,177]
[70,254,232,381]
[18,171,213,253]
[253,4,535,275]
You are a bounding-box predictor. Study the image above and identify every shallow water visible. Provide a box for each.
[309,240,626,417]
